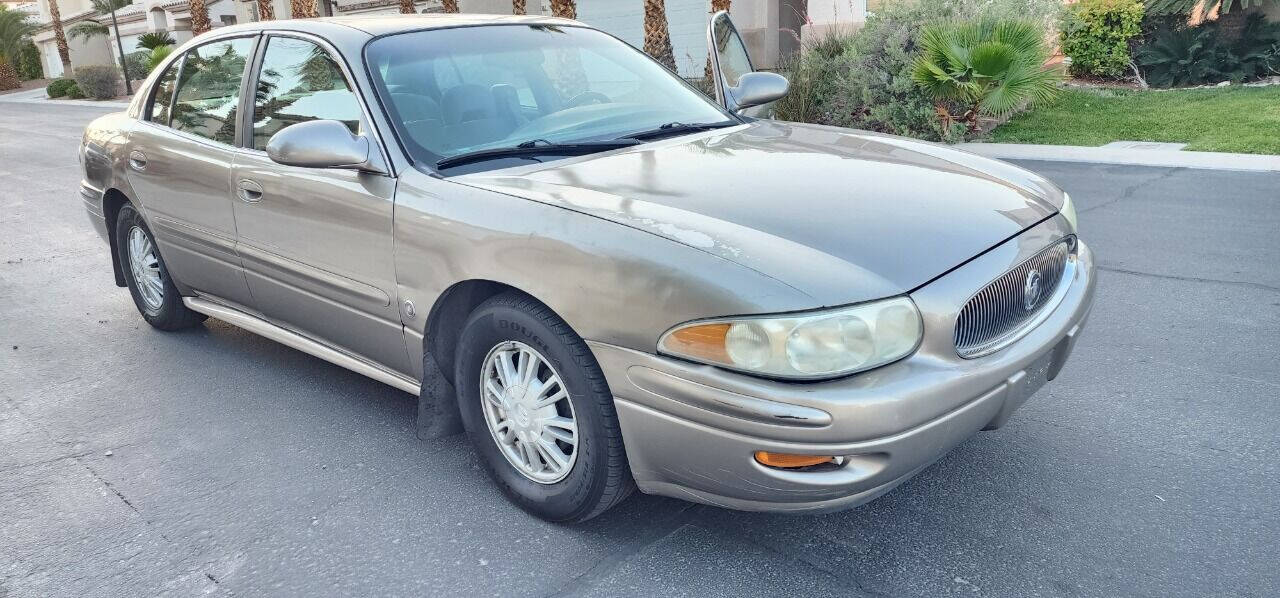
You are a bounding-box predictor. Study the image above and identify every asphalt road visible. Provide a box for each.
[2,101,1278,598]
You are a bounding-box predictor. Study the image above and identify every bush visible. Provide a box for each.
[913,19,1061,127]
[147,44,174,73]
[122,50,149,81]
[136,31,176,51]
[1137,13,1280,87]
[17,41,43,81]
[72,65,119,100]
[1059,0,1144,79]
[46,77,75,98]
[64,82,84,99]
[774,0,1062,142]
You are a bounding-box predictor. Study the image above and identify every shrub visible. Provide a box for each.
[147,44,174,73]
[136,31,175,51]
[1136,13,1280,87]
[913,19,1062,128]
[774,0,1062,142]
[46,77,75,98]
[72,65,119,100]
[1059,0,1144,79]
[64,82,84,99]
[122,50,148,81]
[17,41,42,80]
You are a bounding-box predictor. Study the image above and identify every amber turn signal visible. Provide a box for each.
[663,322,732,363]
[754,451,837,469]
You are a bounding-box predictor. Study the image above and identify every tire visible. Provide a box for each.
[114,204,206,331]
[455,292,635,522]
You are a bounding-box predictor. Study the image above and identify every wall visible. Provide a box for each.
[38,34,113,78]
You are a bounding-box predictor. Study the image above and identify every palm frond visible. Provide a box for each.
[911,17,1062,125]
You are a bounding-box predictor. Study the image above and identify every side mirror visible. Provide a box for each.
[266,119,383,173]
[727,72,789,112]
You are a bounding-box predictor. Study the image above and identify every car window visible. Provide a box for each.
[171,37,254,145]
[367,25,732,163]
[712,14,752,88]
[251,36,363,151]
[148,56,182,124]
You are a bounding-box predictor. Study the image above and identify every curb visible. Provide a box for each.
[959,142,1280,173]
[0,89,130,109]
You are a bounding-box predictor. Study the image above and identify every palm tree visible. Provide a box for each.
[911,19,1061,130]
[47,0,72,74]
[441,0,459,12]
[399,0,415,14]
[1148,0,1279,41]
[290,0,317,19]
[190,0,213,34]
[643,0,677,72]
[512,0,525,15]
[257,0,275,21]
[0,6,36,90]
[550,0,574,19]
[136,31,176,50]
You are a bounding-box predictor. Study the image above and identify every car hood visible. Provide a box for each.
[457,120,1063,305]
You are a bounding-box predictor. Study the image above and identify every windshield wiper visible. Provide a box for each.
[435,139,640,170]
[615,121,737,142]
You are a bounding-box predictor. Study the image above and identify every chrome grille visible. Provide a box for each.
[954,238,1074,358]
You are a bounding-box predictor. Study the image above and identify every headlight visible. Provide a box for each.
[1060,192,1078,232]
[657,297,923,380]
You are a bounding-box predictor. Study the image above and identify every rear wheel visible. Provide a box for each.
[114,204,205,330]
[455,293,634,522]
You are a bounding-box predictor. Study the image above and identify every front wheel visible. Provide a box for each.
[455,293,634,522]
[114,204,206,331]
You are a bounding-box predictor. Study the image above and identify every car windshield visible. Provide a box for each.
[365,24,736,167]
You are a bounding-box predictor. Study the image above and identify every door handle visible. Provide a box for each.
[127,150,147,172]
[237,179,264,203]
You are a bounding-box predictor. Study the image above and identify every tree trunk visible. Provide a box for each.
[441,0,459,13]
[258,0,275,20]
[290,0,318,18]
[549,0,575,19]
[398,0,415,13]
[512,0,525,15]
[704,0,731,81]
[0,59,21,92]
[47,0,72,73]
[1215,2,1259,43]
[643,0,678,73]
[189,0,213,34]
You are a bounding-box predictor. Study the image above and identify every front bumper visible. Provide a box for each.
[590,220,1096,513]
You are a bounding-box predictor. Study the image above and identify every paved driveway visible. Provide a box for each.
[2,102,1278,597]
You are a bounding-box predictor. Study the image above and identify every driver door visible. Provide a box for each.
[705,10,771,117]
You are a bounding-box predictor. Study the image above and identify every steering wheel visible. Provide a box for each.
[564,91,612,108]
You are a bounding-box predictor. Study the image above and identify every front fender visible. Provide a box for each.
[392,168,819,381]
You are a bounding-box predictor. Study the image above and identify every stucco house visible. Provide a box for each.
[28,0,869,81]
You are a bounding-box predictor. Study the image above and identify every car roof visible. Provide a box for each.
[220,14,581,38]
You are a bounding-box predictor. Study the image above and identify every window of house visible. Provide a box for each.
[170,37,254,145]
[251,36,362,151]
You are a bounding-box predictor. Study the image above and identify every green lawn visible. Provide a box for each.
[990,85,1280,155]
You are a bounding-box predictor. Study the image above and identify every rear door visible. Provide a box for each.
[126,36,258,308]
[230,33,409,375]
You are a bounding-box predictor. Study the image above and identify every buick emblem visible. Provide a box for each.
[1023,270,1043,311]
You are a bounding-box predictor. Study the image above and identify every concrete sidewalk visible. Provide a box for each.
[0,87,130,109]
[960,141,1280,173]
